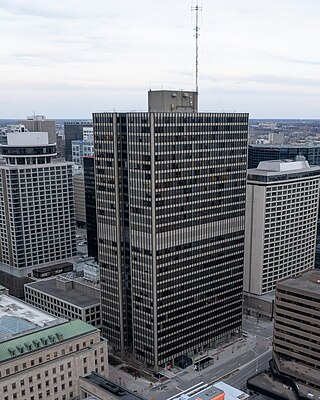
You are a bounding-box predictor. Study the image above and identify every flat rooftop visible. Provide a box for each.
[250,143,320,148]
[166,382,248,400]
[188,385,224,400]
[0,294,63,342]
[247,160,320,182]
[25,275,100,308]
[81,372,145,400]
[277,269,320,299]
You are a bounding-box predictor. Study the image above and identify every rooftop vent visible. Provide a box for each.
[8,347,16,356]
[16,345,24,354]
[40,337,48,346]
[25,342,32,350]
[48,335,56,343]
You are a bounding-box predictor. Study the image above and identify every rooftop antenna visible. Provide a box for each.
[191,1,202,94]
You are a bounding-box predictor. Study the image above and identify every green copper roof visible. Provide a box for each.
[0,285,7,291]
[0,319,97,363]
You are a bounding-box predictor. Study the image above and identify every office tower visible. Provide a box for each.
[248,143,320,169]
[72,140,94,167]
[64,121,92,161]
[244,160,320,296]
[73,171,86,228]
[94,107,249,369]
[273,270,320,395]
[19,115,56,144]
[0,129,77,278]
[84,156,98,261]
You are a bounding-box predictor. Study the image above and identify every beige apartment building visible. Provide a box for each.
[0,319,108,400]
[273,270,320,397]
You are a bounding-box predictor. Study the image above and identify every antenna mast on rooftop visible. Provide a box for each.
[191,1,202,94]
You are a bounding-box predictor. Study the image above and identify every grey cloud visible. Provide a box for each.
[255,50,320,67]
[0,0,115,20]
[243,74,320,88]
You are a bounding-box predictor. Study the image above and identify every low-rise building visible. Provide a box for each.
[24,274,101,327]
[0,319,108,400]
[80,373,145,400]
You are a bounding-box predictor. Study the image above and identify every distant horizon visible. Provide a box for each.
[1,117,320,123]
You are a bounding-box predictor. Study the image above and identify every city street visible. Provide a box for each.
[109,315,274,400]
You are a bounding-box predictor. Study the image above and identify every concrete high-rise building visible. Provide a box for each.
[0,129,77,278]
[94,103,249,369]
[64,121,92,161]
[244,160,320,297]
[273,270,320,396]
[248,144,320,271]
[19,115,56,145]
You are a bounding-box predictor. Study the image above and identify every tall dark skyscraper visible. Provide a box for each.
[84,156,98,261]
[64,121,92,161]
[94,100,248,369]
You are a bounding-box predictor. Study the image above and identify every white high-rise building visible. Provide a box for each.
[0,128,77,277]
[244,159,320,296]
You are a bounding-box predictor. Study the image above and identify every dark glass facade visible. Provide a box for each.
[64,121,92,161]
[248,144,320,169]
[84,156,98,261]
[94,112,249,368]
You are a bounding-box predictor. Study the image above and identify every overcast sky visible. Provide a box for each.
[1,0,320,119]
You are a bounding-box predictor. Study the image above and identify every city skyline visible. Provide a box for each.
[1,0,320,119]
